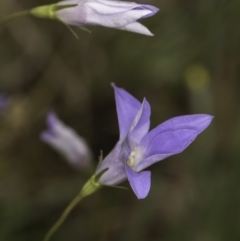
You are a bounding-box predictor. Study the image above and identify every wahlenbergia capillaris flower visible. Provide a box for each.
[29,0,159,36]
[42,86,213,241]
[96,84,213,199]
[55,0,159,36]
[1,1,159,36]
[41,112,92,169]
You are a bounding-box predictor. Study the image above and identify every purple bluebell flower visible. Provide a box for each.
[55,0,159,36]
[96,84,213,199]
[41,112,92,169]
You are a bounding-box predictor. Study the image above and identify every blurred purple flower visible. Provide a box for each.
[0,94,9,113]
[96,84,213,199]
[56,0,159,36]
[41,112,92,169]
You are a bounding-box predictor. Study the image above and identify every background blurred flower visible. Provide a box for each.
[97,84,213,199]
[0,94,9,113]
[41,112,92,169]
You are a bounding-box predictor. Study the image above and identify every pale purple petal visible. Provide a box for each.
[56,1,86,26]
[120,22,153,36]
[112,83,141,140]
[141,114,213,147]
[46,112,58,131]
[97,141,128,185]
[129,98,151,147]
[41,112,92,168]
[40,112,61,140]
[125,164,151,199]
[136,114,213,171]
[86,1,138,15]
[93,0,140,8]
[0,94,9,112]
[133,5,159,18]
[137,129,199,171]
[89,0,159,17]
[40,130,55,141]
[85,1,157,27]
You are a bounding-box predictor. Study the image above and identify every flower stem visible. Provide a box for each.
[43,177,101,241]
[0,10,30,26]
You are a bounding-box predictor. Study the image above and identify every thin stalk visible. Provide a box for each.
[43,191,83,241]
[0,10,30,26]
[43,177,101,241]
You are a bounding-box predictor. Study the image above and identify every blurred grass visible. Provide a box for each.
[0,0,240,240]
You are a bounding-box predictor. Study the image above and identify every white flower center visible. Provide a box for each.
[127,150,137,167]
[126,147,145,170]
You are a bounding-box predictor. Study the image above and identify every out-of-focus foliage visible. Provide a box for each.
[0,0,240,240]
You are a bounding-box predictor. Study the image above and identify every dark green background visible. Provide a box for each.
[0,0,240,240]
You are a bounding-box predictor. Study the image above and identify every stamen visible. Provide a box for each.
[127,151,136,167]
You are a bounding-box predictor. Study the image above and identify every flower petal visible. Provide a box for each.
[0,94,9,112]
[97,140,132,185]
[86,1,138,15]
[41,112,92,168]
[129,98,151,147]
[112,83,141,140]
[94,0,140,8]
[46,111,58,131]
[132,5,159,19]
[137,114,213,171]
[125,164,151,199]
[119,22,153,36]
[85,0,158,20]
[142,114,213,146]
[86,3,153,28]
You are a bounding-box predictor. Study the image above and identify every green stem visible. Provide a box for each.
[43,177,101,241]
[0,10,30,26]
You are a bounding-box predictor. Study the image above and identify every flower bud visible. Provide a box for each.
[41,112,92,169]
